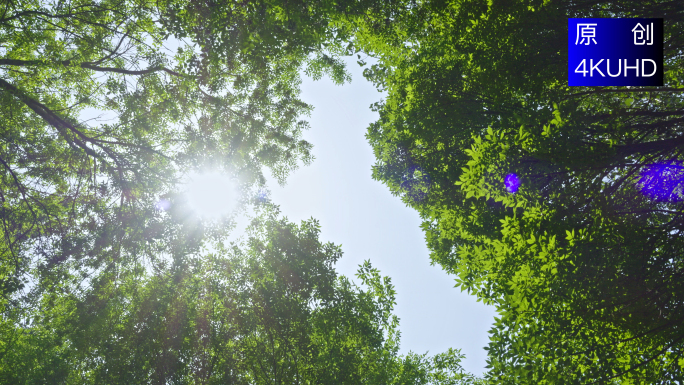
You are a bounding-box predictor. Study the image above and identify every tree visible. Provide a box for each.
[0,0,407,316]
[353,0,684,382]
[0,2,485,383]
[0,208,482,384]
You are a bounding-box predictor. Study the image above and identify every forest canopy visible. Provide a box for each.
[2,207,482,384]
[1,0,484,383]
[0,0,373,299]
[3,0,684,383]
[354,0,684,383]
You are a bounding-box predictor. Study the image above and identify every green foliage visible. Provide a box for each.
[0,1,486,382]
[0,209,480,384]
[0,0,489,382]
[354,0,684,382]
[0,0,409,320]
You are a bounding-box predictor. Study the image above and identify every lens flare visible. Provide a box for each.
[185,171,239,219]
[154,199,171,211]
[255,188,269,204]
[638,161,684,202]
[505,174,520,193]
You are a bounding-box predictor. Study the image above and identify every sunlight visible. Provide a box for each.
[184,171,239,219]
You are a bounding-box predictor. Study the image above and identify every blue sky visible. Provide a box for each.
[262,57,497,375]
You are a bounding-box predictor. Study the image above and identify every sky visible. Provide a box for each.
[259,57,498,376]
[83,42,498,374]
[78,34,496,374]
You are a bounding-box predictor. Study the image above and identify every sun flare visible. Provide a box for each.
[184,171,239,219]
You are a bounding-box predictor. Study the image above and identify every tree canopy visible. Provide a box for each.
[355,0,684,383]
[6,0,684,382]
[1,208,482,384]
[0,0,402,312]
[0,1,486,383]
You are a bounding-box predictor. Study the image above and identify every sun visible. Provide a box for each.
[184,171,239,219]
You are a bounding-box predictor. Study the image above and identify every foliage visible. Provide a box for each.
[354,0,684,383]
[0,209,480,384]
[0,0,489,382]
[0,0,408,317]
[0,1,486,382]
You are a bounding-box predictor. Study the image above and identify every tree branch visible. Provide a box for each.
[615,135,684,158]
[0,58,190,78]
[0,77,101,158]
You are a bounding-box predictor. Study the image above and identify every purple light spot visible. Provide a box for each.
[638,160,684,202]
[505,174,520,193]
[154,199,171,211]
[255,188,269,203]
